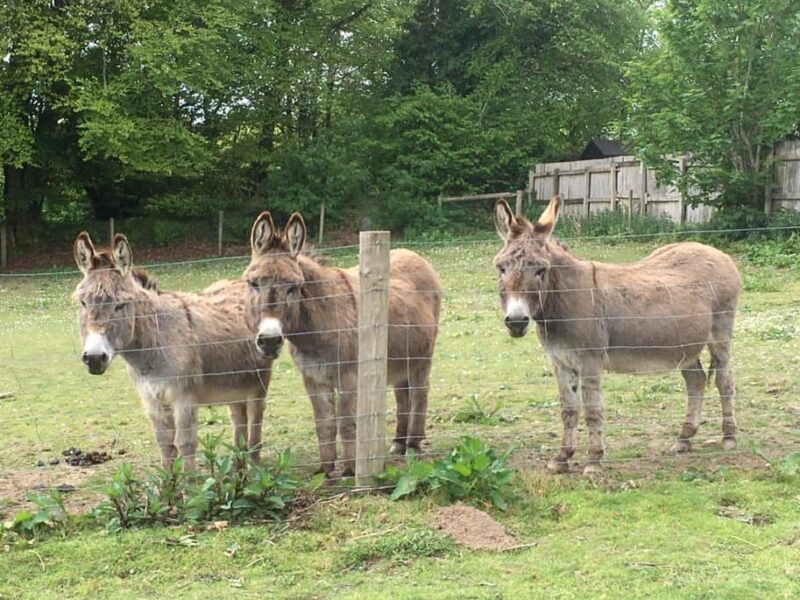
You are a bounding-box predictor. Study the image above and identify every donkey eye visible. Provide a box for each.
[535,268,547,279]
[286,284,298,295]
[114,303,126,312]
[80,300,87,308]
[248,279,259,291]
[497,266,506,276]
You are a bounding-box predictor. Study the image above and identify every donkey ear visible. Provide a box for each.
[533,194,561,238]
[74,232,97,275]
[112,234,133,276]
[251,211,276,256]
[284,213,306,257]
[494,199,517,240]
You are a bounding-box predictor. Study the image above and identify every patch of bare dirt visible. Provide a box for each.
[0,467,101,517]
[433,503,515,551]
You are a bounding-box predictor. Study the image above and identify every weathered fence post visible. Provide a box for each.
[628,189,634,225]
[0,221,7,269]
[356,231,390,487]
[109,218,115,245]
[515,189,524,216]
[318,203,326,245]
[217,210,224,256]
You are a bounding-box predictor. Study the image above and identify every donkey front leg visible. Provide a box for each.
[303,377,338,477]
[547,364,580,474]
[229,401,249,451]
[144,401,178,468]
[581,367,605,475]
[174,400,199,471]
[247,396,266,462]
[338,371,358,478]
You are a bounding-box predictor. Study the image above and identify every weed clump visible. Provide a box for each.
[378,436,515,510]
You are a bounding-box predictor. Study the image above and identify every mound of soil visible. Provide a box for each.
[433,504,515,551]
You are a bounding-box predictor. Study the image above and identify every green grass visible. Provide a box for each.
[1,238,800,598]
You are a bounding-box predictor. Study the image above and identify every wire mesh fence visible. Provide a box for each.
[1,227,799,511]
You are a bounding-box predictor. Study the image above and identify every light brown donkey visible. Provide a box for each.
[242,212,442,477]
[493,196,741,474]
[73,232,271,469]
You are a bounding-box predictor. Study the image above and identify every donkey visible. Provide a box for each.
[73,232,271,470]
[493,196,741,474]
[242,212,442,477]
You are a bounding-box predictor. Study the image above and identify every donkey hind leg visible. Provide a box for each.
[174,400,199,471]
[709,341,737,450]
[390,382,410,455]
[581,368,605,475]
[547,365,580,474]
[406,362,432,454]
[302,376,338,478]
[247,396,266,462]
[672,358,706,453]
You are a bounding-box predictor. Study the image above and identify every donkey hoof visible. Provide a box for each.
[671,440,692,453]
[722,437,737,451]
[546,457,570,474]
[582,462,604,476]
[389,442,406,455]
[315,466,336,479]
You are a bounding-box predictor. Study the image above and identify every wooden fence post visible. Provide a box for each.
[0,221,7,269]
[583,168,591,217]
[610,164,618,211]
[640,162,648,215]
[678,156,687,224]
[628,189,634,225]
[515,190,524,216]
[356,231,390,487]
[318,203,326,245]
[553,168,561,197]
[217,210,224,256]
[109,218,115,245]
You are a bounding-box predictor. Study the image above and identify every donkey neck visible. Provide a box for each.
[287,257,356,354]
[120,287,167,374]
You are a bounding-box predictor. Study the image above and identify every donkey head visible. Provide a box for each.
[493,195,561,337]
[243,211,308,358]
[72,232,139,374]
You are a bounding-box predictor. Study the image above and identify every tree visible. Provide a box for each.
[626,0,800,216]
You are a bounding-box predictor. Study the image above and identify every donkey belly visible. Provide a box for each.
[604,346,704,374]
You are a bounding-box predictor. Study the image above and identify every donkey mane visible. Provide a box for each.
[132,267,159,292]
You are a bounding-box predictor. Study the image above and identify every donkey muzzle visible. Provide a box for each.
[504,315,530,338]
[82,351,110,375]
[256,334,284,358]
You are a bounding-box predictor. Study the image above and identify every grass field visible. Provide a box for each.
[1,236,799,598]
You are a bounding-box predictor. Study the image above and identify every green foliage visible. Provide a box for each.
[738,234,800,268]
[2,488,68,539]
[451,395,518,425]
[338,528,453,571]
[93,436,308,531]
[554,208,680,242]
[626,0,800,213]
[378,436,515,510]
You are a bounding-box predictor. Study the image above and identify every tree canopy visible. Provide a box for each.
[6,0,796,242]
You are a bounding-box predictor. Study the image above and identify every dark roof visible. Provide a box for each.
[579,139,630,160]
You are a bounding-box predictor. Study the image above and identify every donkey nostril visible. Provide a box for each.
[82,352,89,364]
